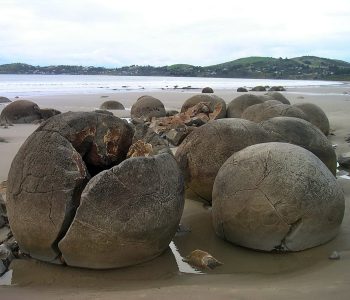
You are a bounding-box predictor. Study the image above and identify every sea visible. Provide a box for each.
[0,74,346,98]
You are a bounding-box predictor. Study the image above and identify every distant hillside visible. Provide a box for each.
[1,56,350,80]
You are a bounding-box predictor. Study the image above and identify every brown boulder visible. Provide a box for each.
[0,97,11,103]
[293,103,330,135]
[212,142,344,251]
[0,100,41,124]
[242,103,309,123]
[131,96,166,120]
[202,87,214,93]
[175,118,271,202]
[266,92,290,104]
[260,117,337,174]
[227,94,264,118]
[100,100,125,110]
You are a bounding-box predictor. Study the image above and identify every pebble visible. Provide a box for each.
[329,251,340,260]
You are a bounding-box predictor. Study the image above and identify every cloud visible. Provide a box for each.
[0,0,349,66]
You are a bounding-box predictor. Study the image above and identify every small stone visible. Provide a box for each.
[329,251,340,260]
[338,152,350,169]
[165,129,188,146]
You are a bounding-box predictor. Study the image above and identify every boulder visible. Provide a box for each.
[58,153,184,269]
[265,92,290,104]
[212,142,345,251]
[0,96,11,103]
[237,87,248,92]
[0,100,42,124]
[202,87,214,93]
[251,86,266,92]
[242,102,309,123]
[293,103,330,135]
[260,117,337,174]
[94,109,114,116]
[226,94,264,118]
[181,94,226,119]
[166,110,179,117]
[175,119,271,202]
[131,96,166,120]
[6,111,184,269]
[100,100,125,110]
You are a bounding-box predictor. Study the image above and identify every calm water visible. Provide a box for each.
[0,74,344,97]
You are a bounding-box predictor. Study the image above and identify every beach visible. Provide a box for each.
[1,84,350,299]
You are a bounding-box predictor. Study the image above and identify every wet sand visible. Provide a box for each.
[1,85,350,299]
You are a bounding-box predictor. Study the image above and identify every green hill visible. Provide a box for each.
[1,56,350,80]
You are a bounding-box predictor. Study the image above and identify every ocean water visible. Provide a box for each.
[0,74,345,97]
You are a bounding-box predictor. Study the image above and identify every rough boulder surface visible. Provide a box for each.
[242,102,309,123]
[175,118,271,203]
[226,94,264,118]
[131,95,166,120]
[7,111,184,269]
[100,100,125,110]
[293,102,330,135]
[212,142,345,252]
[260,117,337,174]
[265,92,290,104]
[180,94,227,119]
[0,96,11,103]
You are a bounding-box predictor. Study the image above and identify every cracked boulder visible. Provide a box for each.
[242,102,309,123]
[260,117,337,175]
[7,111,184,268]
[175,119,271,203]
[180,94,227,119]
[212,142,345,252]
[293,103,330,136]
[226,94,264,118]
[131,95,166,120]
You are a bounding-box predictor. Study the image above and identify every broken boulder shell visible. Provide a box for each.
[212,142,345,252]
[7,111,184,269]
[181,94,226,119]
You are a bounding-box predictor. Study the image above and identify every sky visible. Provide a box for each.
[0,0,350,67]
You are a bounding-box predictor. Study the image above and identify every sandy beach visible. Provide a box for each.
[1,85,350,299]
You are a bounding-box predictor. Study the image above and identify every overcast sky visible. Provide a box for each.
[1,0,349,67]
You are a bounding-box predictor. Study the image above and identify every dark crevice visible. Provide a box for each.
[50,176,90,257]
[274,218,303,252]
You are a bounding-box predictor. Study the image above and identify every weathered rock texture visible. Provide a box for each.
[293,103,330,136]
[131,95,166,120]
[175,119,271,202]
[58,153,184,269]
[100,100,125,110]
[266,92,290,104]
[226,94,264,118]
[181,94,227,119]
[242,102,309,123]
[212,142,345,252]
[0,96,11,103]
[7,111,184,269]
[260,117,337,175]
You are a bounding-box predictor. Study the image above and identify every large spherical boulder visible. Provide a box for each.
[7,111,184,268]
[0,100,41,123]
[180,94,226,119]
[100,100,125,110]
[226,94,264,118]
[202,87,214,93]
[131,96,166,120]
[293,103,330,136]
[175,119,271,202]
[0,96,11,103]
[266,92,290,104]
[242,102,309,123]
[212,142,345,252]
[268,86,286,92]
[237,87,248,92]
[260,117,337,174]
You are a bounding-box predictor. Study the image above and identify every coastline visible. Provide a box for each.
[1,86,350,299]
